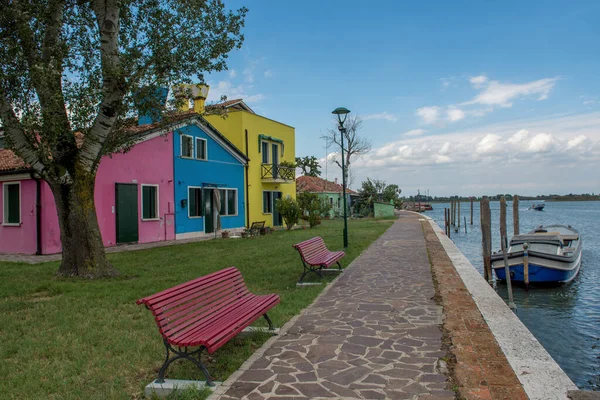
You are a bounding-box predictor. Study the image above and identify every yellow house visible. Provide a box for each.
[174,85,295,228]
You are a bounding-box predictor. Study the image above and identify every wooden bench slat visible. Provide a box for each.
[155,279,247,323]
[139,268,243,309]
[166,293,260,343]
[173,294,278,350]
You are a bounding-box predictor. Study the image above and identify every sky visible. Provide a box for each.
[204,0,600,197]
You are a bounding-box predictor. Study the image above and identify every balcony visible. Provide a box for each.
[261,163,295,182]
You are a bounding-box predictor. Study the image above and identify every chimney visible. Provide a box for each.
[137,86,169,125]
[334,178,338,185]
[174,84,210,114]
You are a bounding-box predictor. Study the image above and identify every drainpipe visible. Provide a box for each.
[245,129,250,228]
[33,174,42,255]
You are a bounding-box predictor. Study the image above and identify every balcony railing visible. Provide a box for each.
[261,163,295,182]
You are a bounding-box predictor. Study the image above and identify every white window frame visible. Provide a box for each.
[263,190,273,214]
[180,134,194,158]
[141,184,159,221]
[219,188,238,217]
[2,182,21,226]
[188,186,203,218]
[195,137,207,161]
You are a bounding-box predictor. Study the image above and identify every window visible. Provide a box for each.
[261,141,269,164]
[329,197,333,206]
[141,185,159,220]
[181,135,193,158]
[263,191,273,213]
[3,182,20,225]
[217,189,237,216]
[195,138,207,160]
[227,189,236,215]
[337,198,341,209]
[188,187,203,217]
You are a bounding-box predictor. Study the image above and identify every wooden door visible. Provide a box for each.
[115,183,139,243]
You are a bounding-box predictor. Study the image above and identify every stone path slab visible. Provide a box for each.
[213,214,454,400]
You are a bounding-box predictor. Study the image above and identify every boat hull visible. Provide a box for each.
[494,261,580,283]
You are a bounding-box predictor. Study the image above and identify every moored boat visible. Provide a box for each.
[491,225,582,283]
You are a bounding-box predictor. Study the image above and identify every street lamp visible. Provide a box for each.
[332,107,350,248]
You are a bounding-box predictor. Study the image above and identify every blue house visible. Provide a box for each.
[172,116,248,239]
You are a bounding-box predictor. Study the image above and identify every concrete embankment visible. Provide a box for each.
[420,213,578,400]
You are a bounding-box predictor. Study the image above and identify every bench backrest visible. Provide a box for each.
[250,221,265,229]
[136,267,249,339]
[293,236,330,264]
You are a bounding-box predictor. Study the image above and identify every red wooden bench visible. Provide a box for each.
[293,236,345,283]
[136,267,280,386]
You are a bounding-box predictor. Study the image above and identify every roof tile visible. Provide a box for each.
[296,175,356,194]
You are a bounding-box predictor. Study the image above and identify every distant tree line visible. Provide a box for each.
[405,193,600,202]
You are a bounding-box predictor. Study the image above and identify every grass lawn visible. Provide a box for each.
[0,218,393,400]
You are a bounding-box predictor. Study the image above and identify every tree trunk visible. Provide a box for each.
[51,169,118,278]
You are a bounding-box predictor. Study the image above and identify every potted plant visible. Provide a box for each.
[221,230,230,239]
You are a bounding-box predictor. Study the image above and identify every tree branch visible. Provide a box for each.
[0,88,47,174]
[81,0,126,172]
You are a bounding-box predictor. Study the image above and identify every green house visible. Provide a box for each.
[296,176,357,217]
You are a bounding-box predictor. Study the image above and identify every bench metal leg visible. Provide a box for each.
[263,313,275,331]
[336,261,343,272]
[156,339,215,387]
[298,261,323,283]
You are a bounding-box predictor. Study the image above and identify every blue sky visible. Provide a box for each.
[204,0,600,196]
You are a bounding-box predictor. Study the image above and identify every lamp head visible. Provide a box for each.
[332,107,350,126]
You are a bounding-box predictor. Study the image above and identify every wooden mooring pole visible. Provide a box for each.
[445,208,451,238]
[480,197,492,283]
[513,195,520,236]
[457,198,461,230]
[470,197,474,225]
[464,216,467,233]
[500,196,516,310]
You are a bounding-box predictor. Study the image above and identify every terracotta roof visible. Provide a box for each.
[206,98,255,114]
[0,149,29,173]
[296,175,357,194]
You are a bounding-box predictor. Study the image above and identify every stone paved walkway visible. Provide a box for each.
[216,214,455,400]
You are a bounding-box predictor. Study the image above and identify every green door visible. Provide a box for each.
[272,191,283,226]
[115,183,139,243]
[203,189,214,233]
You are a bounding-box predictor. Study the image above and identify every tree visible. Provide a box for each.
[322,115,371,187]
[357,178,402,214]
[275,197,301,230]
[0,1,247,277]
[295,156,321,177]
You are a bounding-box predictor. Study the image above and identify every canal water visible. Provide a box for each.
[427,201,599,390]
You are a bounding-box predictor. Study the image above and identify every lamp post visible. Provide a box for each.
[332,107,350,248]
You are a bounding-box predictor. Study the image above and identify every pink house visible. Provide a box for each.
[0,130,175,255]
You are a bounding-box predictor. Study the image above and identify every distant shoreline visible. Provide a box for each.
[426,198,600,203]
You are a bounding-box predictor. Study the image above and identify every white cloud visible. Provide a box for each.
[446,107,466,122]
[568,135,586,148]
[463,77,558,108]
[416,106,441,124]
[507,129,529,145]
[477,134,502,154]
[228,69,237,78]
[404,129,427,136]
[527,133,555,153]
[206,80,265,104]
[469,75,488,88]
[363,112,398,122]
[243,68,254,83]
[347,112,600,195]
[264,69,273,78]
